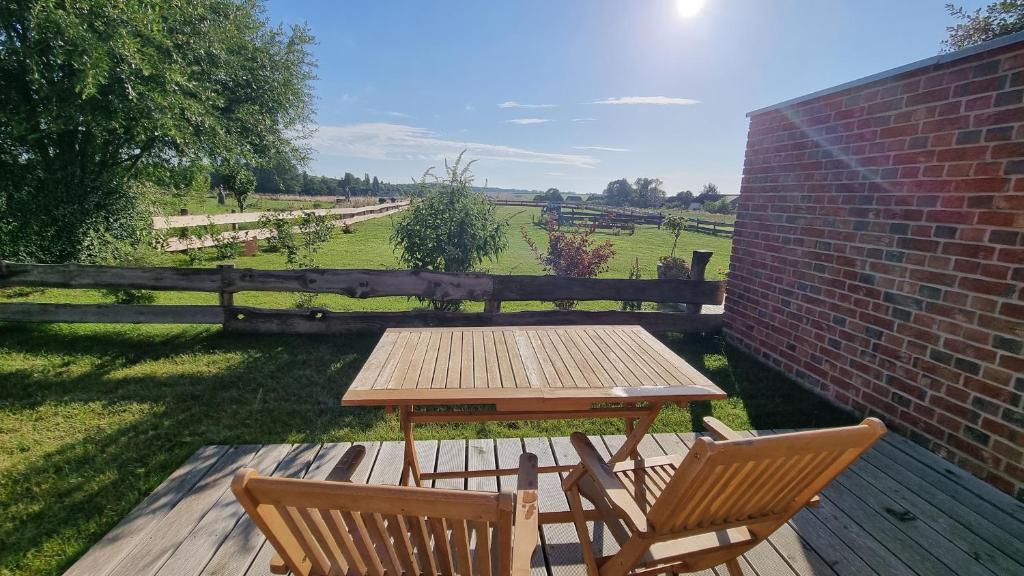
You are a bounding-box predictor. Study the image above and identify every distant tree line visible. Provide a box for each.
[594,179,734,213]
[219,159,403,198]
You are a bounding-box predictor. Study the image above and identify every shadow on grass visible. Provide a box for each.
[660,332,855,433]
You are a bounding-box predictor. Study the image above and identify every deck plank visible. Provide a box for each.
[68,433,1023,576]
[882,433,1024,525]
[64,445,231,576]
[201,444,318,576]
[155,443,292,576]
[106,445,261,576]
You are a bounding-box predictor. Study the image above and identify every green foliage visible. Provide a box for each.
[694,182,721,204]
[390,152,508,310]
[632,177,666,208]
[664,190,694,208]
[221,164,258,212]
[601,178,666,208]
[662,215,687,257]
[565,195,583,203]
[602,178,634,206]
[520,221,615,310]
[703,198,735,214]
[944,1,1024,51]
[0,0,316,262]
[621,257,643,311]
[257,210,334,306]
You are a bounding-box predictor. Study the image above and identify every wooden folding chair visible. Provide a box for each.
[233,445,540,576]
[564,417,886,576]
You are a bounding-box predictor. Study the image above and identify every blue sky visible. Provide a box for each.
[264,0,988,195]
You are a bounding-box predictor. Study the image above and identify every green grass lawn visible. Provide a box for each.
[0,205,848,575]
[2,207,733,312]
[0,322,854,576]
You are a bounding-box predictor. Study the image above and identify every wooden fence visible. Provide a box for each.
[680,218,735,237]
[153,201,409,230]
[0,251,724,334]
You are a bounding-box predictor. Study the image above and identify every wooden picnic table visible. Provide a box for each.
[342,325,726,494]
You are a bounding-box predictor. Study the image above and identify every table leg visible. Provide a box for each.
[399,406,423,486]
[623,417,638,460]
[609,403,663,464]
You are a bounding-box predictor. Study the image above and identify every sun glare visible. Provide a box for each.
[676,0,705,18]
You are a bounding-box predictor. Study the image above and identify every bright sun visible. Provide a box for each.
[676,0,705,18]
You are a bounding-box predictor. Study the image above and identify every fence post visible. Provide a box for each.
[484,300,502,313]
[686,250,712,314]
[218,264,234,328]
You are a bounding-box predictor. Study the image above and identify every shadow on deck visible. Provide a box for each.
[64,431,1024,576]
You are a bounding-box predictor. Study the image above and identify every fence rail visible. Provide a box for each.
[153,201,409,230]
[0,251,723,334]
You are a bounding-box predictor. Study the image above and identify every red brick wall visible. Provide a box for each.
[725,40,1024,499]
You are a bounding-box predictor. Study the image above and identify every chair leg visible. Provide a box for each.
[724,558,744,576]
[567,486,600,576]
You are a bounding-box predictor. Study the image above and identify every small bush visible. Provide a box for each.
[521,221,615,310]
[621,257,643,311]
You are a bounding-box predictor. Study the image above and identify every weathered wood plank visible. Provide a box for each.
[106,445,261,576]
[881,433,1024,527]
[64,445,231,576]
[154,443,292,576]
[0,303,223,324]
[848,455,1022,575]
[226,307,724,335]
[201,444,319,576]
[0,262,221,291]
[221,268,724,303]
[494,438,547,576]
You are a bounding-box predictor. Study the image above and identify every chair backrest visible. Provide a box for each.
[233,470,516,576]
[647,418,885,537]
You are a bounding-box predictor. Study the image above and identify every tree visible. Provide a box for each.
[632,178,666,208]
[667,190,694,207]
[602,178,634,206]
[372,176,381,195]
[342,172,356,199]
[695,182,721,204]
[565,195,583,203]
[221,164,257,212]
[391,152,508,310]
[944,1,1024,51]
[543,188,563,202]
[0,0,316,262]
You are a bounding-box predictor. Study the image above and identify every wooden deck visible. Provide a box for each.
[65,431,1024,576]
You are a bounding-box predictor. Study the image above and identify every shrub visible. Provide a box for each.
[521,221,615,310]
[391,152,508,310]
[703,198,734,214]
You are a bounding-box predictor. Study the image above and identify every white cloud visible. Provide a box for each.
[505,118,552,125]
[387,111,413,118]
[311,123,597,168]
[499,101,556,109]
[573,146,630,152]
[591,96,699,105]
[571,117,597,123]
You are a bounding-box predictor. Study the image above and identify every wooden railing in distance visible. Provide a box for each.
[0,250,724,334]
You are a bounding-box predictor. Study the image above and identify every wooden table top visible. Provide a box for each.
[343,325,726,409]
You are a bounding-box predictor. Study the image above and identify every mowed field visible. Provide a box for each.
[2,206,733,311]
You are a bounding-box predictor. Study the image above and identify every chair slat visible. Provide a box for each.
[409,515,438,575]
[321,509,368,576]
[365,512,403,576]
[473,520,493,576]
[429,517,456,576]
[298,507,348,575]
[386,514,421,575]
[451,519,473,576]
[344,511,385,576]
[278,505,332,576]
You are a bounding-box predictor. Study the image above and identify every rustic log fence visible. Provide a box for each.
[0,250,724,334]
